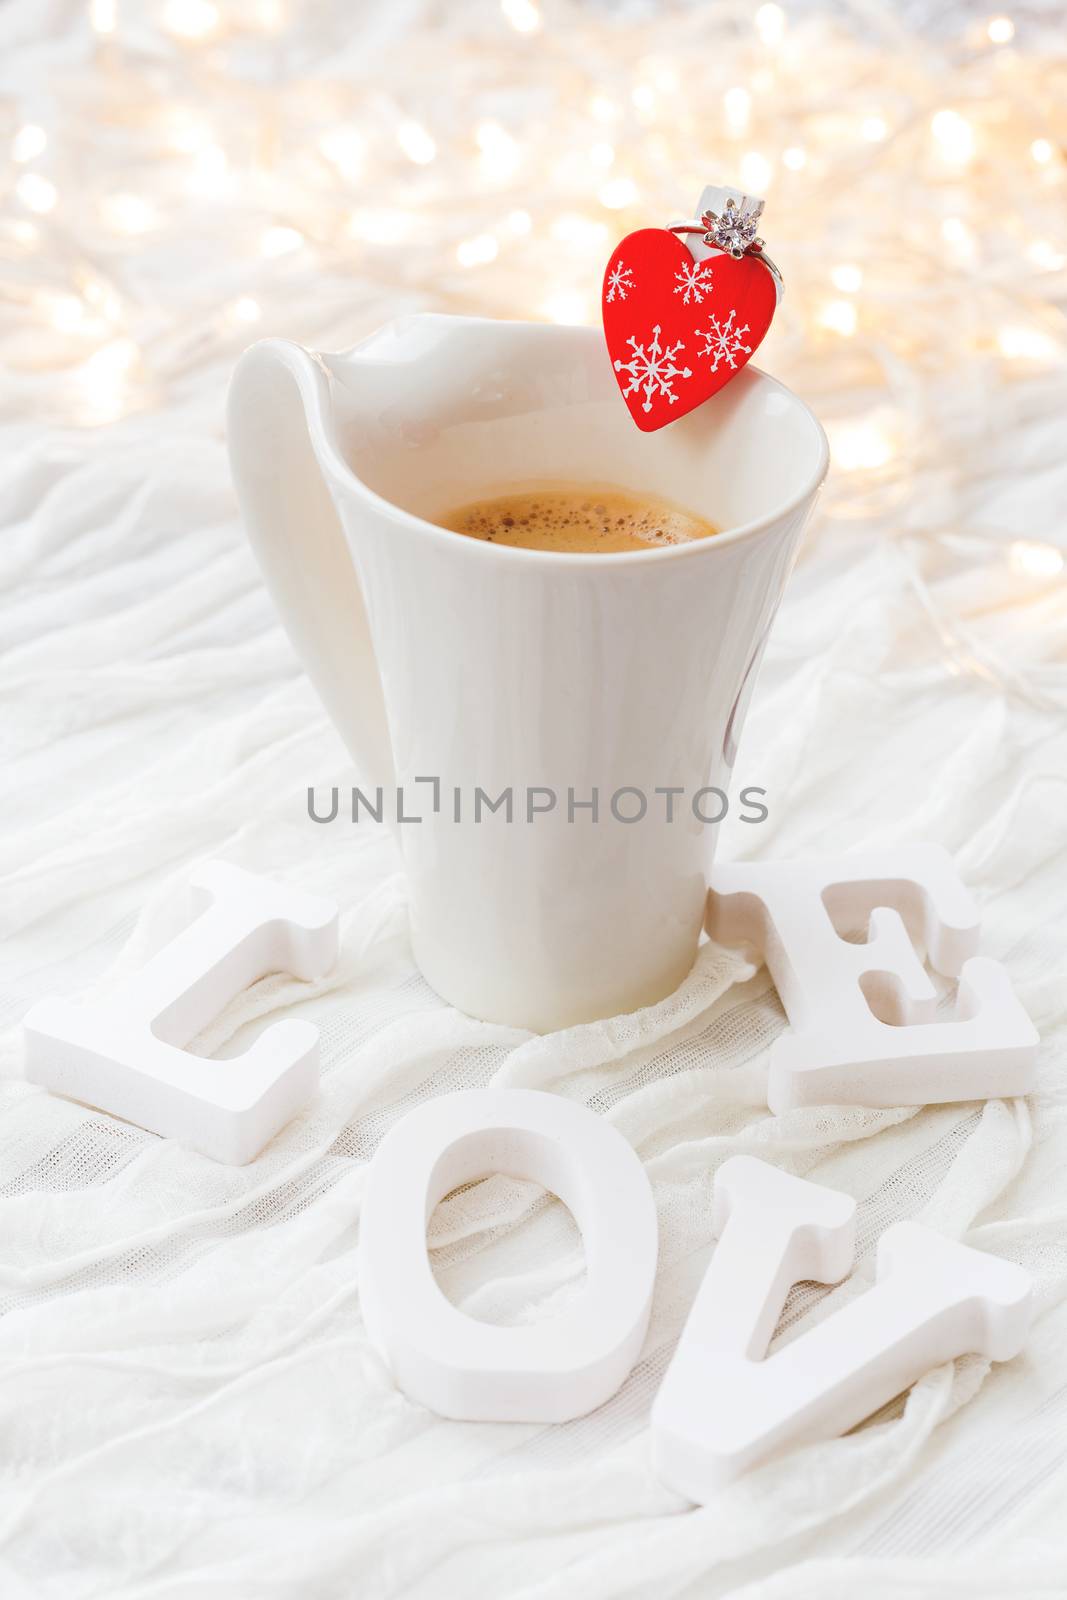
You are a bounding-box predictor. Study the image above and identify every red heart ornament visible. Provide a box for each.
[602,228,777,432]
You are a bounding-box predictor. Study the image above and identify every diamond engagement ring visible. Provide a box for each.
[669,190,784,299]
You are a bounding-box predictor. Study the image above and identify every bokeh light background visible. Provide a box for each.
[4,0,1065,579]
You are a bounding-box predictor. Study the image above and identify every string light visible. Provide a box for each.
[186,143,229,194]
[319,127,365,179]
[15,173,57,213]
[724,87,751,137]
[755,4,786,45]
[599,177,637,209]
[260,225,304,257]
[101,193,155,233]
[12,124,47,163]
[931,109,975,165]
[1028,238,1066,271]
[541,289,589,324]
[89,0,117,33]
[590,95,618,123]
[829,420,894,471]
[739,151,772,191]
[78,338,139,424]
[501,0,540,34]
[550,214,608,248]
[830,263,863,293]
[166,112,214,155]
[348,209,412,245]
[1009,540,1064,578]
[0,0,1060,472]
[941,216,977,265]
[997,324,1059,362]
[228,295,262,324]
[818,299,858,336]
[397,121,436,165]
[162,0,219,39]
[456,233,499,266]
[476,120,520,182]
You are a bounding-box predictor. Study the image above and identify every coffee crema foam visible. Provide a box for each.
[437,484,719,555]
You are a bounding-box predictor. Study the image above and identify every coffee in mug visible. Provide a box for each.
[439,484,718,554]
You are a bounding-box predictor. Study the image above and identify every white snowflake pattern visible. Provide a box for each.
[693,308,752,372]
[673,261,715,305]
[614,323,693,414]
[605,260,635,303]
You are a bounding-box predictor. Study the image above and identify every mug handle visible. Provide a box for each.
[227,339,396,802]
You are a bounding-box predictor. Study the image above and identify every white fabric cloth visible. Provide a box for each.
[3,2,1067,1595]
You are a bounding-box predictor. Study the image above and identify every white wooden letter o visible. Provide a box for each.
[358,1089,658,1423]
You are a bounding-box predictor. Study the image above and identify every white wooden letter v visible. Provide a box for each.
[650,1155,1032,1502]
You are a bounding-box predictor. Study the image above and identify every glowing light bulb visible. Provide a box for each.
[456,233,499,267]
[997,324,1058,362]
[739,151,772,191]
[1028,238,1066,271]
[163,0,219,38]
[12,124,47,163]
[250,0,284,28]
[476,120,520,181]
[724,87,751,136]
[16,173,57,213]
[90,0,117,32]
[319,126,364,179]
[48,294,88,333]
[187,143,229,194]
[349,209,412,245]
[501,0,540,33]
[1009,540,1064,578]
[507,208,532,235]
[632,85,655,113]
[79,338,139,423]
[101,192,155,233]
[861,115,889,142]
[940,216,977,265]
[599,177,637,209]
[782,145,807,170]
[1030,138,1053,164]
[931,109,975,165]
[550,214,608,248]
[589,140,614,170]
[229,296,262,324]
[830,263,863,293]
[590,95,618,123]
[818,299,858,336]
[397,120,436,165]
[986,15,1014,43]
[755,3,786,44]
[830,420,893,471]
[167,113,213,154]
[260,224,304,257]
[541,289,589,325]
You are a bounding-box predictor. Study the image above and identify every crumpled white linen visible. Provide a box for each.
[3,1,1067,1596]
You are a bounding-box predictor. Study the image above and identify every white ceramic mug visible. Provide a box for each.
[228,315,828,1032]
